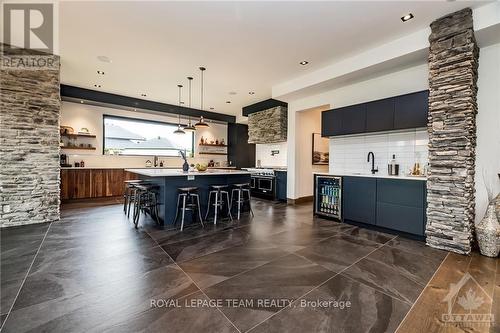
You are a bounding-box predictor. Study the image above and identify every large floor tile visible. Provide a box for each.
[160,226,252,262]
[296,233,381,273]
[12,245,174,310]
[386,236,448,262]
[250,274,410,333]
[203,253,335,332]
[342,226,396,244]
[180,241,289,289]
[2,264,198,332]
[100,291,237,333]
[257,224,340,252]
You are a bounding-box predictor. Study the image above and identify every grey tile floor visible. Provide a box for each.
[0,199,447,332]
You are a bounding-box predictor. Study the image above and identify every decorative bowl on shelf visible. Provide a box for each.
[195,163,208,172]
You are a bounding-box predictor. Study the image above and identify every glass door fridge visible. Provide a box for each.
[314,174,342,220]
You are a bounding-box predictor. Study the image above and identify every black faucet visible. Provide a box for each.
[153,156,159,167]
[367,152,378,175]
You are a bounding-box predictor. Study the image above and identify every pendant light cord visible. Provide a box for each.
[177,84,182,124]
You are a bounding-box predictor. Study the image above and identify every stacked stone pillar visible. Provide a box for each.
[425,8,479,254]
[0,45,61,227]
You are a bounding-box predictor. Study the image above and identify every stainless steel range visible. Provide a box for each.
[246,168,276,200]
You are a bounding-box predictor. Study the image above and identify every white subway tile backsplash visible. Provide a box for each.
[329,129,429,176]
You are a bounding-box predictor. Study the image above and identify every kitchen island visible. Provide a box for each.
[125,168,251,227]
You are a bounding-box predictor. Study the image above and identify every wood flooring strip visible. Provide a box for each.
[396,253,471,333]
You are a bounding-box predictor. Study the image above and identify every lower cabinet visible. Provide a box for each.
[376,179,426,236]
[60,169,138,200]
[343,177,377,225]
[275,171,287,201]
[341,176,426,236]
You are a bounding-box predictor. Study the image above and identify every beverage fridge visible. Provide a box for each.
[313,174,342,220]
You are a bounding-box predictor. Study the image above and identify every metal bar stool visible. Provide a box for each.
[173,187,204,231]
[204,185,232,224]
[230,183,254,220]
[123,180,143,216]
[132,184,160,228]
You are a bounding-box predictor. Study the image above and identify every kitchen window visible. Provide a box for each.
[103,115,194,157]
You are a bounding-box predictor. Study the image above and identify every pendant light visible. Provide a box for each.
[183,76,196,132]
[173,84,185,134]
[195,67,210,128]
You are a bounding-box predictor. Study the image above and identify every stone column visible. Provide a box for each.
[426,8,479,254]
[0,44,61,227]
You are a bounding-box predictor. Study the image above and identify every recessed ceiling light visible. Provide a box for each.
[226,101,231,104]
[97,70,105,75]
[133,108,137,111]
[299,61,309,65]
[249,91,255,95]
[80,100,84,104]
[140,93,147,97]
[97,55,112,63]
[401,13,414,22]
[94,84,101,88]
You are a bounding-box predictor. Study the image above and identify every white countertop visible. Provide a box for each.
[314,172,427,181]
[61,166,237,170]
[125,168,251,177]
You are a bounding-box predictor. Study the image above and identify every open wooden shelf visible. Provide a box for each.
[199,143,227,147]
[61,146,96,150]
[61,133,97,138]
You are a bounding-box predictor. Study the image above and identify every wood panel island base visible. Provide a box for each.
[126,169,251,227]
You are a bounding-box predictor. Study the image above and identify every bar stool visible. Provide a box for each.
[123,180,143,216]
[230,183,254,220]
[205,185,232,224]
[132,184,160,228]
[173,187,204,231]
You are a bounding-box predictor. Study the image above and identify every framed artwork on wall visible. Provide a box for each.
[312,133,329,165]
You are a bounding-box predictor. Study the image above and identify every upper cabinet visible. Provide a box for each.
[321,90,428,137]
[394,90,429,130]
[366,98,395,132]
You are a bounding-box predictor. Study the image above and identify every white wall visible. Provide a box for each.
[475,42,500,223]
[255,142,287,168]
[286,63,429,199]
[295,107,329,198]
[329,129,428,176]
[60,101,228,168]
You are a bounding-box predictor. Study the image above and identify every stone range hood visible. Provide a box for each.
[243,99,288,144]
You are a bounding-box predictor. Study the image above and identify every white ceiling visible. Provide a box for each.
[60,1,488,118]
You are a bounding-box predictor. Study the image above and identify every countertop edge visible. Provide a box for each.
[313,172,427,181]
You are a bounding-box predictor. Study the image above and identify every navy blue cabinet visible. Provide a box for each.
[337,176,426,237]
[275,170,287,201]
[366,98,394,132]
[340,104,366,135]
[376,179,426,236]
[321,90,428,137]
[394,91,429,130]
[321,109,342,137]
[343,176,377,225]
[228,124,255,168]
